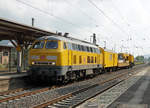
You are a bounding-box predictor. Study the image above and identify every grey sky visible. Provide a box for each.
[0,0,150,56]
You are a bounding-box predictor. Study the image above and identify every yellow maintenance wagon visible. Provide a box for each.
[102,49,118,72]
[118,53,130,68]
[129,54,134,67]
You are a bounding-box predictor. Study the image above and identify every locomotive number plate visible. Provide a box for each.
[46,56,57,60]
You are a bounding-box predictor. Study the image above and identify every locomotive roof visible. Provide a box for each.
[119,53,129,55]
[38,35,98,48]
[104,49,117,53]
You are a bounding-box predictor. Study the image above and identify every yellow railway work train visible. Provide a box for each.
[118,53,134,68]
[28,35,134,82]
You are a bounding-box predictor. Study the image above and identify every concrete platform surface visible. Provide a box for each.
[0,72,28,92]
[0,72,27,80]
[108,67,150,108]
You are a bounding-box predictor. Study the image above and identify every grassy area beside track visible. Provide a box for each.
[134,62,145,65]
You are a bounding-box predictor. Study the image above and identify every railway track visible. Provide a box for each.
[0,64,147,108]
[0,88,25,96]
[33,67,137,108]
[0,86,58,102]
[0,68,127,103]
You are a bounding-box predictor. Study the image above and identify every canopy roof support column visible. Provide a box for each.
[10,40,22,73]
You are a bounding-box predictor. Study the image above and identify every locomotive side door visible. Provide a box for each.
[68,43,73,66]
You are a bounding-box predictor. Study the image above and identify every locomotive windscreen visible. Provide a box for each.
[32,41,45,49]
[45,41,58,49]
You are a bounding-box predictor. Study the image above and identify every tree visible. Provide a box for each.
[148,57,150,62]
[135,56,144,62]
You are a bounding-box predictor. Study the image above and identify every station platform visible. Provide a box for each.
[0,72,28,92]
[108,67,150,108]
[0,71,27,80]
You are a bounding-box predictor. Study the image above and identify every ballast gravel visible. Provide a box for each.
[77,67,148,108]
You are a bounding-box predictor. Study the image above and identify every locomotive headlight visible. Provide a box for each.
[51,62,56,65]
[32,62,35,65]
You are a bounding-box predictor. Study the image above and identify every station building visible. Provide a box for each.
[0,40,15,65]
[0,40,28,71]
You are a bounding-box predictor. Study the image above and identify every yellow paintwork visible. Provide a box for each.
[29,40,103,67]
[118,62,129,67]
[129,54,134,63]
[118,53,129,67]
[29,40,62,66]
[102,49,118,68]
[62,41,100,66]
[99,47,104,66]
[29,39,134,69]
[123,53,129,60]
[113,53,118,67]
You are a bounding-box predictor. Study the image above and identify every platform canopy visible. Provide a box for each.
[0,17,56,43]
[0,18,57,72]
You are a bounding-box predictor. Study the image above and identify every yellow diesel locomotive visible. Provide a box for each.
[28,35,103,81]
[28,35,134,82]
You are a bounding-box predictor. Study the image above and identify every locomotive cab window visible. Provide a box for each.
[46,41,58,49]
[118,55,123,60]
[32,41,45,49]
